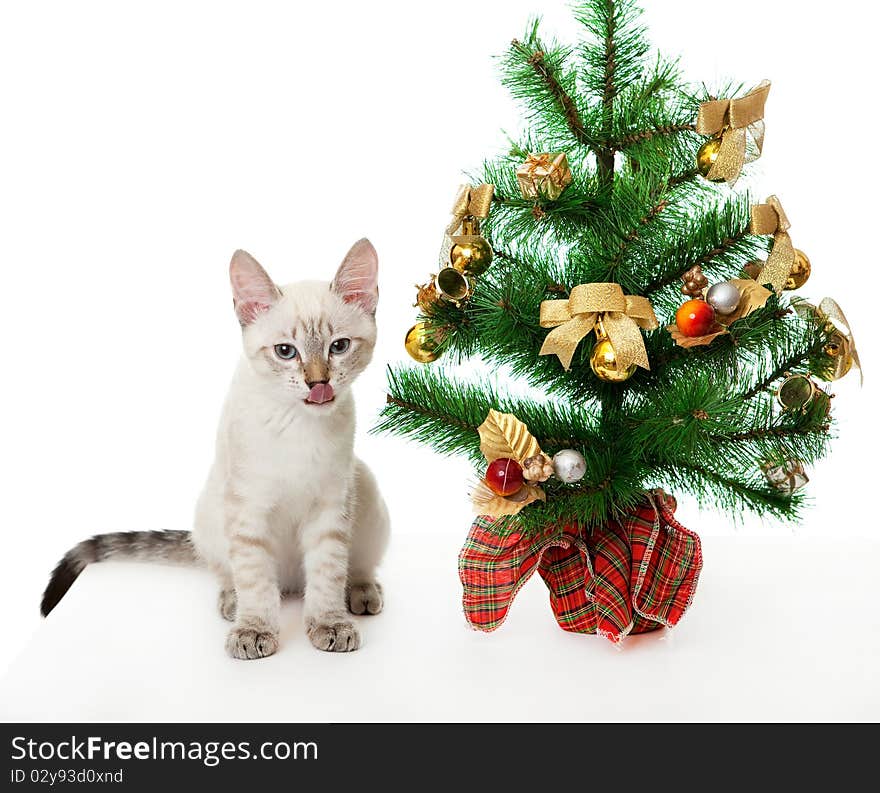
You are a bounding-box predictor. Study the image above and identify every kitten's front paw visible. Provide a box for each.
[218,588,237,622]
[347,581,383,615]
[306,618,361,652]
[225,626,279,660]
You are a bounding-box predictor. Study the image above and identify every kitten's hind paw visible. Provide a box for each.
[218,588,237,622]
[347,581,383,615]
[306,618,361,652]
[225,626,279,660]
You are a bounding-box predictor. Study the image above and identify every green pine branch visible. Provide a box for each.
[639,194,769,308]
[509,36,596,149]
[612,122,695,149]
[500,21,598,153]
[649,459,805,523]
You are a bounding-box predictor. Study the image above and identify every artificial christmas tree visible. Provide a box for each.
[377,0,860,641]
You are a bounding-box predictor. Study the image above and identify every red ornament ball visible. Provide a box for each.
[675,299,716,337]
[485,458,524,497]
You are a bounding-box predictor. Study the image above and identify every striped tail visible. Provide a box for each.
[40,530,197,616]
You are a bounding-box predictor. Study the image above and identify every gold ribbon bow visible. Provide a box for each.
[523,153,555,177]
[818,297,865,384]
[750,195,795,293]
[446,183,494,236]
[539,283,658,371]
[696,80,771,184]
[795,297,865,385]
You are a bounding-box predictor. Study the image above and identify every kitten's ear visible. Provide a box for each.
[229,249,281,326]
[332,238,379,315]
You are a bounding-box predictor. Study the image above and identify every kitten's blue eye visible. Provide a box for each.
[274,344,298,360]
[330,338,351,355]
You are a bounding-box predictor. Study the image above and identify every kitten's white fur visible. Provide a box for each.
[39,241,387,658]
[194,240,389,658]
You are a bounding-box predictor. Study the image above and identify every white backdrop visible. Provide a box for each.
[0,0,876,680]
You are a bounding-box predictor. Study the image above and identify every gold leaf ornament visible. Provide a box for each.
[473,410,546,517]
[477,409,541,463]
[729,278,773,320]
[471,480,546,516]
[667,324,729,348]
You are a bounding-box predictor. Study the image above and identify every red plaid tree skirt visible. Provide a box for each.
[458,490,702,643]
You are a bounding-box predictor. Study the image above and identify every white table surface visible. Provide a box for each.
[1,533,877,722]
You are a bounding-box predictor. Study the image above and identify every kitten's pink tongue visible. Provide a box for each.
[307,383,335,404]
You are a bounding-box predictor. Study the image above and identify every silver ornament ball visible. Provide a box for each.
[706,281,741,316]
[552,449,587,483]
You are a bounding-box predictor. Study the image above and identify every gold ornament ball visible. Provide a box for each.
[785,249,811,291]
[404,322,443,364]
[817,333,854,381]
[589,339,636,382]
[696,138,725,182]
[451,238,493,276]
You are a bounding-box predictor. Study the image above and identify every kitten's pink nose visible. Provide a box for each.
[306,381,335,405]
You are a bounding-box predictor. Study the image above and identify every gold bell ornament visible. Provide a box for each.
[435,267,472,306]
[776,373,817,412]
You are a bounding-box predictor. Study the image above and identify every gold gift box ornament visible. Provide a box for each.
[762,459,809,495]
[516,152,573,201]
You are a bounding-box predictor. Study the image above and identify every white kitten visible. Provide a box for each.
[41,240,390,658]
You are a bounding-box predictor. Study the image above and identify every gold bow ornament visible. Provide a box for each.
[795,298,863,384]
[539,283,658,371]
[445,183,494,236]
[750,195,798,294]
[439,183,494,267]
[696,80,770,184]
[516,152,573,200]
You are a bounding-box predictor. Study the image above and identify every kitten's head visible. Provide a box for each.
[229,239,379,412]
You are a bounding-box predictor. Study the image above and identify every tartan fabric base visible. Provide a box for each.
[458,490,702,643]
